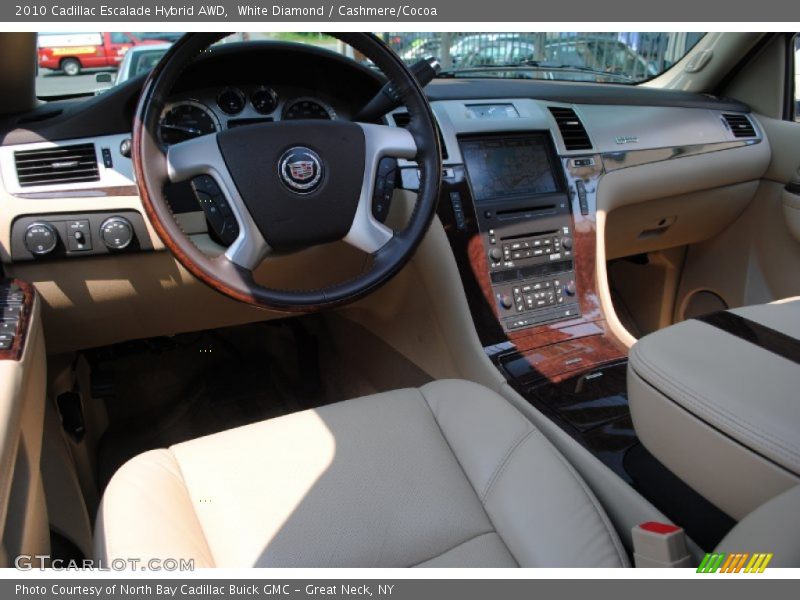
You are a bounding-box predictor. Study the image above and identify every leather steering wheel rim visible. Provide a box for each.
[133,32,442,311]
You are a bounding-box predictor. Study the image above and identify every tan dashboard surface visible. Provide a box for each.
[1,189,371,354]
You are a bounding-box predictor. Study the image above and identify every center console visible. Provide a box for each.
[459,133,580,331]
[424,102,630,381]
[628,299,800,521]
[414,99,739,548]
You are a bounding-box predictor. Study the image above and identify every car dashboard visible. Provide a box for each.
[0,41,770,361]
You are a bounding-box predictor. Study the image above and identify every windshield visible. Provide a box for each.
[388,32,705,82]
[34,32,704,100]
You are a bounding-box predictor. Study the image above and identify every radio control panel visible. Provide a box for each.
[459,132,580,333]
[484,224,580,332]
[488,226,574,269]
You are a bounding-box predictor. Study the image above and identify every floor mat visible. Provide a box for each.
[93,316,390,492]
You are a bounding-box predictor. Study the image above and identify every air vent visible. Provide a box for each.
[14,143,100,187]
[548,107,593,151]
[392,111,448,159]
[722,113,756,138]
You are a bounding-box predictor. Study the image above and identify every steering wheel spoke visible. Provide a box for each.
[166,135,270,270]
[344,124,418,254]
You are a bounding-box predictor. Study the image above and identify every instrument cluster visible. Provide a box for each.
[158,85,338,146]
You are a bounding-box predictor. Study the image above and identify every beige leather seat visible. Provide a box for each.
[95,380,628,567]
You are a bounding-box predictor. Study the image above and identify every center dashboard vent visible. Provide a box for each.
[13,142,100,187]
[391,111,448,159]
[721,113,756,138]
[548,107,593,151]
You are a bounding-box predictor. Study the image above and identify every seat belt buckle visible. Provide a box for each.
[632,522,693,568]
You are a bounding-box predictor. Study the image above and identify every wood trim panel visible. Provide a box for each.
[0,279,35,362]
[438,160,626,384]
[13,186,139,199]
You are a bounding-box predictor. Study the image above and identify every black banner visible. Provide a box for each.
[2,0,795,22]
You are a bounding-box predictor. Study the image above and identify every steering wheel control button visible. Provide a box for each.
[66,220,92,252]
[372,157,397,223]
[190,175,240,246]
[100,217,134,251]
[278,147,323,194]
[24,222,59,256]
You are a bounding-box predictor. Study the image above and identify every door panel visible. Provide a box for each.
[0,283,48,565]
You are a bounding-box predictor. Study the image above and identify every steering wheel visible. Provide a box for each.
[133,33,441,311]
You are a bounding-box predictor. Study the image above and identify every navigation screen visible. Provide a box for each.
[460,136,558,202]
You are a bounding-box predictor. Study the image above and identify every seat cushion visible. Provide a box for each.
[628,298,800,520]
[95,379,627,567]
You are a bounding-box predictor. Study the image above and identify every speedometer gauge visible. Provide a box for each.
[158,101,221,146]
[282,97,336,121]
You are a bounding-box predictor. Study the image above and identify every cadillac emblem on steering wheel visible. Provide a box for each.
[279,147,323,194]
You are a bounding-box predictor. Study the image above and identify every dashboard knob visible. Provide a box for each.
[24,222,58,256]
[100,216,134,250]
[564,281,577,296]
[489,247,503,263]
[561,236,573,250]
[499,295,513,310]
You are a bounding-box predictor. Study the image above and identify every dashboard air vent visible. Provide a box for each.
[392,111,448,159]
[722,113,756,138]
[14,143,100,187]
[548,107,592,151]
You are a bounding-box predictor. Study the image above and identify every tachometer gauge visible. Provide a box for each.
[158,101,220,146]
[282,97,336,121]
[251,87,279,115]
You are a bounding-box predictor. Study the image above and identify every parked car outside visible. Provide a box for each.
[114,43,172,85]
[37,31,168,76]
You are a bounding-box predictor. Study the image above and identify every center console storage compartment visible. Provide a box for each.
[628,298,800,520]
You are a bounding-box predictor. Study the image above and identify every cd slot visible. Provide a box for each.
[496,204,557,219]
[501,229,558,241]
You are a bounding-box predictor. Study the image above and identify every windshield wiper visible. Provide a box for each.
[437,63,539,77]
[437,61,633,83]
[536,63,633,82]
